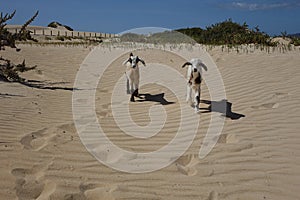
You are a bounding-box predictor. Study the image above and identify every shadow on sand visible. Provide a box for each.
[0,93,25,98]
[20,80,78,91]
[200,99,245,120]
[136,93,175,105]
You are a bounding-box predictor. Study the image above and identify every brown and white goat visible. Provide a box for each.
[182,58,207,112]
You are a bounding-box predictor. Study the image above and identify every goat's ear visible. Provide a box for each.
[122,57,131,65]
[129,52,133,57]
[182,62,192,68]
[201,63,208,71]
[137,57,146,66]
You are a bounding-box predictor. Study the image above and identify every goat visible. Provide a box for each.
[182,58,207,112]
[123,53,146,102]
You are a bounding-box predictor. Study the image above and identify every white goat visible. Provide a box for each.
[182,58,207,112]
[123,53,146,102]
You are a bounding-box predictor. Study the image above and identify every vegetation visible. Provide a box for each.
[120,31,195,44]
[120,33,146,43]
[56,35,72,41]
[177,19,276,46]
[120,19,293,47]
[289,33,300,38]
[0,10,38,82]
[280,31,288,39]
[48,21,73,31]
[290,37,300,46]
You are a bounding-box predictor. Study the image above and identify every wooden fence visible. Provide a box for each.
[6,26,118,38]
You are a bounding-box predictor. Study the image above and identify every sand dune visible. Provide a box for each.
[0,43,300,199]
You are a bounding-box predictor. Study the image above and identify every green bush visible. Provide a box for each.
[291,37,300,46]
[56,36,65,41]
[177,19,275,46]
[48,21,73,31]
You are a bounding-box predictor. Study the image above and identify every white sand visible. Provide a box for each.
[0,43,300,199]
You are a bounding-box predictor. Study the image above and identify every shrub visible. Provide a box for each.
[0,10,38,82]
[48,21,73,31]
[177,19,274,46]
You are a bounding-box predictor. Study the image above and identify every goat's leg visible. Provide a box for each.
[130,81,139,102]
[130,93,135,102]
[134,69,140,97]
[126,71,135,94]
[126,77,131,94]
[130,87,139,102]
[129,81,136,102]
[131,89,139,102]
[127,77,136,102]
[186,84,192,102]
[128,78,134,94]
[194,87,201,113]
[130,69,140,102]
[129,75,138,102]
[133,79,139,97]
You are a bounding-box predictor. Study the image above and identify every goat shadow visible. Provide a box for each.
[136,93,175,105]
[200,99,245,120]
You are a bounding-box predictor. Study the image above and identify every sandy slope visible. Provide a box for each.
[0,43,300,200]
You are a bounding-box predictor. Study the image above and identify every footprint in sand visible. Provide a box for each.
[175,154,200,176]
[252,92,290,110]
[97,103,112,118]
[208,190,219,200]
[36,181,57,200]
[97,110,111,118]
[273,92,290,99]
[11,162,55,200]
[20,128,49,151]
[64,183,116,200]
[83,184,117,200]
[64,193,87,200]
[57,123,76,133]
[20,123,76,151]
[251,102,279,110]
[217,134,239,144]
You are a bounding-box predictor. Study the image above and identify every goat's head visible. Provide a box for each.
[126,53,145,68]
[182,58,207,72]
[182,61,198,73]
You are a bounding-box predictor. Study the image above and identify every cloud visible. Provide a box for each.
[222,1,300,11]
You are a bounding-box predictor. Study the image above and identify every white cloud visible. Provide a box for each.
[227,1,300,11]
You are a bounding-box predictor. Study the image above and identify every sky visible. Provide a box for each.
[1,0,300,36]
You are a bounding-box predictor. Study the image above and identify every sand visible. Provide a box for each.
[0,43,300,200]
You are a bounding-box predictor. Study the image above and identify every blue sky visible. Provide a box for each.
[1,0,300,35]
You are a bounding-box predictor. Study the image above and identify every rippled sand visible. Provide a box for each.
[0,43,299,199]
